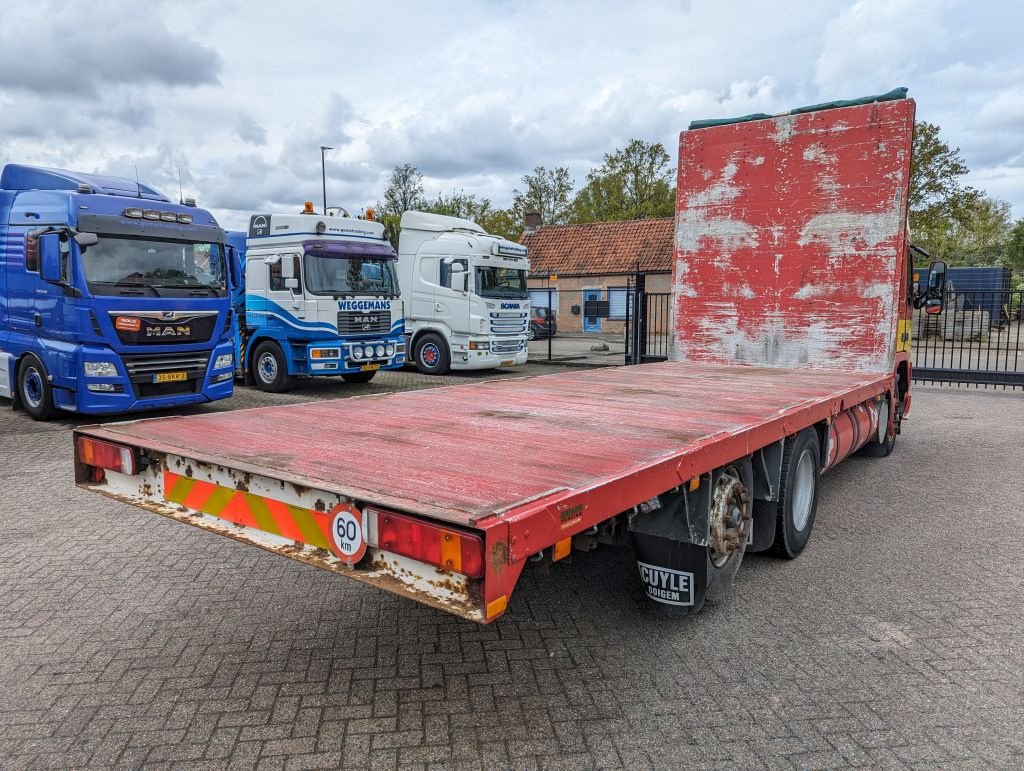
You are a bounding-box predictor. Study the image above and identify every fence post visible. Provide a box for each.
[547,288,553,362]
[628,272,646,365]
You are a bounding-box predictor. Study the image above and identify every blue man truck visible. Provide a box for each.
[227,206,405,392]
[0,165,235,420]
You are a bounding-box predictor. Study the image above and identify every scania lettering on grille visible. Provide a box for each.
[338,300,391,312]
[500,303,521,310]
[146,325,192,338]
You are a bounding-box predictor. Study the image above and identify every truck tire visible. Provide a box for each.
[705,457,753,603]
[17,354,58,421]
[770,428,821,559]
[858,396,897,458]
[252,341,295,393]
[341,371,376,384]
[414,333,450,375]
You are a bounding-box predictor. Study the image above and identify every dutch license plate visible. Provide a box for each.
[500,360,515,367]
[154,371,187,383]
[360,363,381,372]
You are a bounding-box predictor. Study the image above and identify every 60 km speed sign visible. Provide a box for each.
[328,504,367,564]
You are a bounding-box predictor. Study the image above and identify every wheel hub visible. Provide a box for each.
[258,353,277,382]
[23,367,44,408]
[709,470,751,568]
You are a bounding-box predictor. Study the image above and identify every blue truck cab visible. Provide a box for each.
[0,165,235,419]
[228,209,405,392]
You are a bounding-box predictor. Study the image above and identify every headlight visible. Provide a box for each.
[214,353,233,369]
[363,345,375,358]
[84,361,117,377]
[375,344,386,358]
[352,347,362,359]
[386,344,396,357]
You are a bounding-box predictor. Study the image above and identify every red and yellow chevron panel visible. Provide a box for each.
[163,470,333,551]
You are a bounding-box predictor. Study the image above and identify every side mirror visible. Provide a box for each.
[926,260,946,296]
[39,233,64,283]
[284,277,299,291]
[280,256,295,279]
[74,232,99,248]
[226,246,242,288]
[924,260,947,315]
[449,261,468,292]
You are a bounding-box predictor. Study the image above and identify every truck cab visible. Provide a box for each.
[398,211,529,374]
[0,164,234,419]
[231,209,405,392]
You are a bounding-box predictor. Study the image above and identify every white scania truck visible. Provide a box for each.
[397,211,530,374]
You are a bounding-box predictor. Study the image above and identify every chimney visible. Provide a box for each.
[523,212,542,233]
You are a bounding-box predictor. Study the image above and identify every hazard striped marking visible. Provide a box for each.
[163,470,332,550]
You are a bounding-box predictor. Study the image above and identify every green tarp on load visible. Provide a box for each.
[687,87,908,131]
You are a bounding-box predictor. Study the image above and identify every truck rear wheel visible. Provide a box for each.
[705,458,753,602]
[252,341,295,393]
[341,371,376,384]
[17,354,58,421]
[770,428,821,559]
[414,333,450,375]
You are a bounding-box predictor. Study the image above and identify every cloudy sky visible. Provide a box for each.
[1,0,1020,230]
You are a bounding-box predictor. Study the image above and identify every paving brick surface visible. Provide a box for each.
[0,376,1022,769]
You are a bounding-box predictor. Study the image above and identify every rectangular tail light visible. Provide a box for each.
[372,508,484,579]
[76,436,138,476]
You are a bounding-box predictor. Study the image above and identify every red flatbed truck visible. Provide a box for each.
[73,91,948,622]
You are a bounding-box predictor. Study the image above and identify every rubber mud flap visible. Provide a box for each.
[628,531,708,615]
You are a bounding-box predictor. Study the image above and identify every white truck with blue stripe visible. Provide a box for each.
[398,211,529,374]
[228,210,404,392]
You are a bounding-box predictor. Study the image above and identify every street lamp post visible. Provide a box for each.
[319,145,333,215]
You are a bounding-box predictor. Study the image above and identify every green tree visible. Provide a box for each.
[404,188,521,243]
[421,188,487,220]
[375,163,426,248]
[477,208,519,242]
[909,122,981,259]
[511,166,575,227]
[572,139,676,223]
[1003,218,1024,282]
[377,163,425,217]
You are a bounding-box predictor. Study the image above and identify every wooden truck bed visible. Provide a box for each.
[78,362,885,525]
[75,362,888,621]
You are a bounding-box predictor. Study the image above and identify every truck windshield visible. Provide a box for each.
[83,235,226,296]
[476,267,528,299]
[304,254,399,297]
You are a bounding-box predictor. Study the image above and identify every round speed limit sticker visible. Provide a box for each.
[328,504,367,564]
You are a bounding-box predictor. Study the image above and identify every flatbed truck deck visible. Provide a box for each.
[74,361,890,621]
[73,90,949,622]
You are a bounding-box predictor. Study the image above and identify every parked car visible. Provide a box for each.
[529,307,557,339]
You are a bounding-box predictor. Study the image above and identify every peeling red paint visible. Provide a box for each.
[672,99,915,374]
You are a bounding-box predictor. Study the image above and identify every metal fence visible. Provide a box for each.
[527,288,631,367]
[912,289,1024,389]
[533,281,1023,390]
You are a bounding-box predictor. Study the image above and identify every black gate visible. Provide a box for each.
[624,276,671,365]
[912,288,1024,389]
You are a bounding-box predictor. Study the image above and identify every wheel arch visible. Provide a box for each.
[247,332,300,375]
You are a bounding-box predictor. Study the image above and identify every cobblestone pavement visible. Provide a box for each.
[0,375,1022,770]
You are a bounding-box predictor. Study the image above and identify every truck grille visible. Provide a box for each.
[492,339,523,354]
[122,352,210,397]
[489,310,527,336]
[337,311,390,335]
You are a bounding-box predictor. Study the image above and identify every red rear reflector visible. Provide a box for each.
[76,436,138,476]
[376,510,484,579]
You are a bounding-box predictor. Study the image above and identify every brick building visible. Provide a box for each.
[520,217,674,335]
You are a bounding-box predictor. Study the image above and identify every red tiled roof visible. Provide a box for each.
[520,217,674,276]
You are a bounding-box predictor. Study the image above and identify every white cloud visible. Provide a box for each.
[1,0,1022,228]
